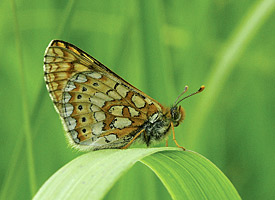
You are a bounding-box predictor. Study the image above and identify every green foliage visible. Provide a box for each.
[0,0,274,199]
[33,148,240,200]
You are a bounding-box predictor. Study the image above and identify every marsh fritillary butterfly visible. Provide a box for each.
[44,40,204,151]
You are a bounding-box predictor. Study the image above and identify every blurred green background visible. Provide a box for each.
[0,0,274,199]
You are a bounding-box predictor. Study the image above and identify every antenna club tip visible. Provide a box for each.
[199,85,205,92]
[184,85,189,91]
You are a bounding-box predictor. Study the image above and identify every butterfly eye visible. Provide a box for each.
[171,107,181,122]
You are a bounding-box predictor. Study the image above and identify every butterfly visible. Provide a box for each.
[44,40,204,151]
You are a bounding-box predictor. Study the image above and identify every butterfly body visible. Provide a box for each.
[44,40,202,151]
[140,106,184,146]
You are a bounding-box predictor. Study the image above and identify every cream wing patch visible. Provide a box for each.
[71,74,88,83]
[91,137,107,146]
[128,107,139,117]
[107,90,121,100]
[69,130,80,143]
[132,94,145,108]
[85,72,102,79]
[62,92,72,103]
[94,92,113,101]
[89,96,106,107]
[90,104,101,112]
[65,81,77,92]
[64,117,77,131]
[104,134,118,143]
[62,103,74,117]
[111,117,132,129]
[94,112,106,122]
[109,106,124,116]
[91,122,105,136]
[90,134,119,147]
[116,84,129,98]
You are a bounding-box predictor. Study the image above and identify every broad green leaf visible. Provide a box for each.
[33,148,240,200]
[141,151,241,200]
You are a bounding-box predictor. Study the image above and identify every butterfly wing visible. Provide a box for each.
[44,40,163,150]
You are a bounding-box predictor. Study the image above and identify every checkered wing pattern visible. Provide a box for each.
[44,40,164,151]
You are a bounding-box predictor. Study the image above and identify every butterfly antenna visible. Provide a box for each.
[173,86,189,106]
[174,85,205,106]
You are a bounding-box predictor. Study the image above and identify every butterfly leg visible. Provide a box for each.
[171,122,185,151]
[121,129,145,149]
[165,138,168,147]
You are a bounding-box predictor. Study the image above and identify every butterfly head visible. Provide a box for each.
[170,105,185,127]
[170,85,205,127]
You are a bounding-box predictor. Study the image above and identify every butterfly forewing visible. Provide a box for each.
[44,40,163,150]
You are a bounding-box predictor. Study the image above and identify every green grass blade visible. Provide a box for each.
[138,0,176,101]
[10,0,37,196]
[0,2,77,199]
[141,151,241,200]
[33,148,240,200]
[186,0,275,146]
